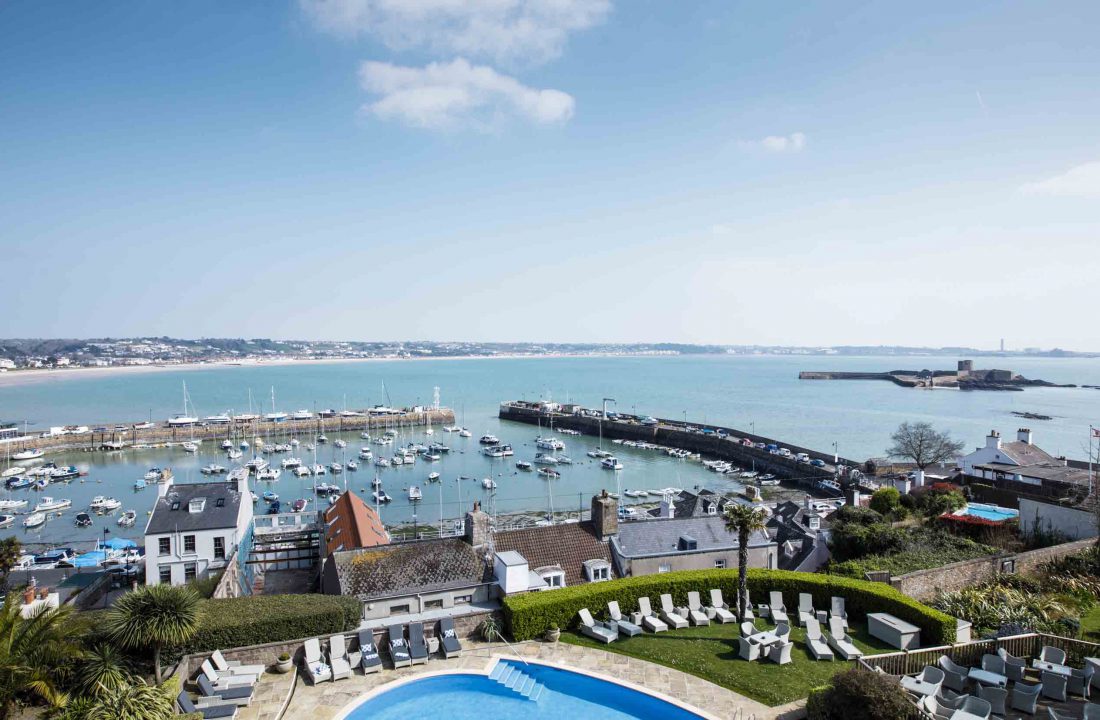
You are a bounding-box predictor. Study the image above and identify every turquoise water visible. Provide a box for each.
[342,662,706,720]
[957,503,1020,522]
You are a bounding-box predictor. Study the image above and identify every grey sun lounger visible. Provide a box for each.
[685,592,710,626]
[766,592,789,624]
[201,659,256,689]
[408,622,429,664]
[211,650,265,678]
[659,594,689,629]
[804,618,834,661]
[607,601,643,637]
[708,589,736,624]
[438,617,464,658]
[302,638,332,684]
[178,691,239,719]
[632,597,668,633]
[197,675,253,707]
[388,624,412,668]
[357,630,382,673]
[329,633,352,680]
[827,617,863,660]
[797,593,816,627]
[578,607,617,643]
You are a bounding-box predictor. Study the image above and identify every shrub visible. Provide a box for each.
[869,487,907,519]
[919,484,966,516]
[806,668,913,720]
[179,594,360,656]
[829,522,907,561]
[898,493,917,511]
[502,568,955,645]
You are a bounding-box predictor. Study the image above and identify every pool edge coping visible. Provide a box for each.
[326,654,724,720]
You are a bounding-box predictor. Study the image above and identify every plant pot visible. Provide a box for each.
[274,658,293,674]
[545,628,561,643]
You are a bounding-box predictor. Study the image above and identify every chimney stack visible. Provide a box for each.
[845,486,861,508]
[464,501,491,549]
[986,430,1002,450]
[1017,428,1032,445]
[591,490,618,540]
[157,473,174,498]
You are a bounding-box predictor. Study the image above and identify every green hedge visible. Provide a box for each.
[503,569,955,646]
[181,594,361,654]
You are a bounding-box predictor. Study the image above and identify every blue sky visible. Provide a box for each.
[2,1,1098,349]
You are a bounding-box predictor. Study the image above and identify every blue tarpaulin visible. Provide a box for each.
[103,537,137,550]
[71,551,108,568]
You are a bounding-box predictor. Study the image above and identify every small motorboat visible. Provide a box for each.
[292,498,308,512]
[89,496,122,512]
[268,500,281,514]
[423,453,442,462]
[623,489,648,498]
[0,514,14,529]
[372,490,391,504]
[226,449,243,460]
[515,461,533,471]
[6,476,32,489]
[13,448,44,461]
[391,455,405,466]
[333,439,347,449]
[479,434,499,445]
[35,497,72,512]
[360,431,372,440]
[458,428,472,438]
[601,457,624,471]
[221,439,234,450]
[0,498,29,511]
[181,442,199,453]
[587,449,611,459]
[317,435,328,444]
[427,472,441,482]
[346,460,358,471]
[535,437,565,451]
[240,440,250,450]
[428,443,450,454]
[533,453,559,465]
[407,486,422,501]
[482,478,497,490]
[74,512,93,528]
[538,468,561,479]
[556,455,574,465]
[374,457,390,467]
[144,468,163,482]
[117,510,137,527]
[23,512,46,528]
[258,468,282,481]
[358,448,373,460]
[262,490,279,503]
[201,464,227,475]
[133,478,147,490]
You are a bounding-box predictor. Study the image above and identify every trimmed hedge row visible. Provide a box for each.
[182,594,362,654]
[503,569,956,646]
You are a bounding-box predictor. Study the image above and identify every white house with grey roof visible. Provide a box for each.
[143,473,253,586]
[609,515,776,577]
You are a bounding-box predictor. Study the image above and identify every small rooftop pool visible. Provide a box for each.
[337,659,711,720]
[953,502,1019,523]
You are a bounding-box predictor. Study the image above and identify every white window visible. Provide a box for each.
[714,559,727,569]
[592,566,609,581]
[658,564,672,574]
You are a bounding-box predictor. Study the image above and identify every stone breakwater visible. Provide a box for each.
[1,408,456,455]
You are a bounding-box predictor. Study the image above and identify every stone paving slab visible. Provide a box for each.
[243,639,805,720]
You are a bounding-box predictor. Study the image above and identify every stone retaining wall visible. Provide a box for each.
[890,538,1094,601]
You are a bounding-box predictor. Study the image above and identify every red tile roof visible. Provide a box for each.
[323,490,389,552]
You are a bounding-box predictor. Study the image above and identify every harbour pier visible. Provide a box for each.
[0,407,456,455]
[498,401,865,491]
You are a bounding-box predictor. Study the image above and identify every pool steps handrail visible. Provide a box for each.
[487,627,529,666]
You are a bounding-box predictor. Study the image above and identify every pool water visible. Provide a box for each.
[956,503,1019,522]
[341,661,707,720]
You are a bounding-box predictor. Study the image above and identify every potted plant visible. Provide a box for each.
[545,625,560,643]
[274,651,293,674]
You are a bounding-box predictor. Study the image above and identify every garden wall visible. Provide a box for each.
[890,538,1094,601]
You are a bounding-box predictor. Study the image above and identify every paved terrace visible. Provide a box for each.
[231,639,805,720]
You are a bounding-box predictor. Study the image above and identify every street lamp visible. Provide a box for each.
[832,441,839,465]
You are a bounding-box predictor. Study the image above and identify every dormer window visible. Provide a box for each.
[583,559,611,582]
[706,503,717,516]
[189,498,206,513]
[808,516,820,530]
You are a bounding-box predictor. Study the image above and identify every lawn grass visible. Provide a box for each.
[562,616,898,706]
[1081,605,1100,642]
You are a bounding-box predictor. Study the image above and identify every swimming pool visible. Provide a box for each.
[337,659,712,720]
[954,502,1019,522]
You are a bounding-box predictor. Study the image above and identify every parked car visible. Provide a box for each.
[810,459,826,467]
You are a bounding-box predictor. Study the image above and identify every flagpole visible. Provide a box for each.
[1090,425,1095,496]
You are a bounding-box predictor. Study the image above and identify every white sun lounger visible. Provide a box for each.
[830,596,849,630]
[578,608,617,643]
[201,660,256,690]
[302,639,332,684]
[766,592,789,624]
[797,593,816,627]
[660,594,688,629]
[686,592,710,626]
[632,597,668,633]
[827,617,863,660]
[804,618,834,661]
[211,650,265,678]
[708,589,736,624]
[607,601,643,636]
[329,634,352,680]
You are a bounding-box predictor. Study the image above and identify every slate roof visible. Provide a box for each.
[645,489,734,519]
[974,461,1092,487]
[493,521,615,586]
[145,481,242,534]
[766,501,821,570]
[329,539,492,600]
[998,441,1056,467]
[613,516,772,558]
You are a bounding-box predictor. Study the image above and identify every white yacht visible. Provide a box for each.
[291,410,314,420]
[204,414,232,425]
[346,460,358,471]
[601,456,623,470]
[372,490,391,504]
[374,457,390,467]
[258,467,282,481]
[35,497,72,512]
[333,439,347,449]
[167,415,199,427]
[458,428,472,438]
[428,472,441,482]
[311,463,326,476]
[329,462,343,474]
[90,496,122,512]
[201,464,227,475]
[391,455,405,466]
[587,449,612,459]
[479,434,499,445]
[281,457,302,469]
[227,449,243,460]
[264,411,289,422]
[535,437,565,451]
[374,436,393,446]
[0,514,13,529]
[23,512,46,528]
[407,486,422,501]
[482,478,497,490]
[13,448,44,461]
[533,453,559,465]
[0,499,28,511]
[443,425,460,433]
[358,448,373,460]
[182,442,199,453]
[293,465,311,477]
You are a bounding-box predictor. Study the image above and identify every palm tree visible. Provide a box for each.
[75,642,133,698]
[105,585,201,685]
[84,677,176,720]
[0,591,85,719]
[723,503,767,622]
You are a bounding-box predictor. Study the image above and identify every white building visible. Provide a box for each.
[959,429,1055,475]
[143,473,253,586]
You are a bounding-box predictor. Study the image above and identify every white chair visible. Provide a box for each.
[738,637,761,661]
[659,594,688,629]
[1036,646,1068,667]
[328,634,352,681]
[804,618,834,662]
[953,695,992,719]
[938,655,969,693]
[578,608,617,643]
[766,592,789,624]
[708,589,736,624]
[302,638,332,684]
[1069,664,1095,698]
[797,593,816,627]
[774,622,791,644]
[901,666,945,697]
[210,650,265,678]
[830,596,848,630]
[827,617,863,660]
[1011,681,1041,715]
[767,641,793,665]
[997,647,1027,682]
[633,597,668,633]
[1042,671,1068,702]
[685,592,710,626]
[975,684,1006,716]
[607,601,643,637]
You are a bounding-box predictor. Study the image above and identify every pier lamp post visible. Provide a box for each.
[683,411,687,425]
[832,441,839,465]
[750,421,755,436]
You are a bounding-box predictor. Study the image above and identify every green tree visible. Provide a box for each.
[105,585,201,685]
[886,421,965,470]
[869,487,906,519]
[723,503,767,621]
[0,592,85,719]
[83,677,178,720]
[74,643,132,698]
[0,538,21,587]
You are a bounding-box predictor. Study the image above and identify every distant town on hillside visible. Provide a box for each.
[0,337,1094,370]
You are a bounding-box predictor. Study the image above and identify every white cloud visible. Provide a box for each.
[1019,161,1100,199]
[301,0,611,65]
[745,132,806,153]
[359,58,574,130]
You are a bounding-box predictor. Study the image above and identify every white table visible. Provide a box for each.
[750,631,781,648]
[967,668,1007,687]
[1033,660,1073,677]
[867,612,921,650]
